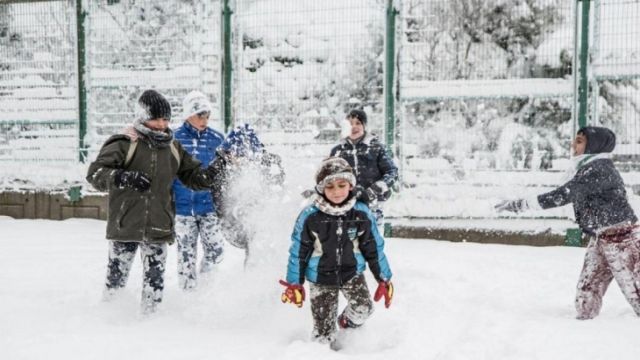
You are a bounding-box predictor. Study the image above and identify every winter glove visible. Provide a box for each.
[279,280,305,308]
[301,189,316,198]
[354,185,376,204]
[373,281,394,308]
[369,180,391,201]
[494,199,528,213]
[114,170,151,192]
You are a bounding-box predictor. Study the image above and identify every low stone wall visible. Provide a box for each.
[387,224,570,247]
[1,190,580,247]
[0,190,107,220]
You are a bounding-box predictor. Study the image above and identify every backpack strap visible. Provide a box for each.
[169,141,181,167]
[124,140,138,168]
[124,139,181,168]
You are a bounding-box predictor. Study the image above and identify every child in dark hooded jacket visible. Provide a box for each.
[496,126,640,319]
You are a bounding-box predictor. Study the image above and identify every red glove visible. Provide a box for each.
[279,280,305,308]
[374,281,394,308]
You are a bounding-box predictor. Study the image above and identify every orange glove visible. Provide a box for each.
[373,281,394,308]
[279,280,305,308]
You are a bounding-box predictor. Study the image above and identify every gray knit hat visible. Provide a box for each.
[315,157,356,193]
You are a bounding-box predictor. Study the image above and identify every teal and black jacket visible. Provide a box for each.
[286,201,392,286]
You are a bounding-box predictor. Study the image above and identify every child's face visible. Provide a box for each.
[572,134,587,156]
[347,117,365,140]
[324,178,352,205]
[145,117,170,131]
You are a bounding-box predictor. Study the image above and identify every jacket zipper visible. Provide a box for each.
[336,217,344,286]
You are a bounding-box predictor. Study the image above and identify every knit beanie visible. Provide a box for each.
[182,90,213,120]
[315,157,356,194]
[136,89,172,122]
[347,109,367,126]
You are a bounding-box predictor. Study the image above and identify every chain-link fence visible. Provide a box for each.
[84,0,222,161]
[0,0,78,163]
[590,0,640,164]
[1,0,639,215]
[232,0,386,166]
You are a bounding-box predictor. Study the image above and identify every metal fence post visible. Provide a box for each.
[76,0,87,162]
[384,0,398,156]
[221,0,233,132]
[577,0,590,129]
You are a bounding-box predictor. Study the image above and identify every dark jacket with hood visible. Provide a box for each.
[329,132,398,200]
[86,134,214,243]
[536,126,637,235]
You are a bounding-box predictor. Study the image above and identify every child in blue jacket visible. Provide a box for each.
[172,91,225,290]
[280,157,394,347]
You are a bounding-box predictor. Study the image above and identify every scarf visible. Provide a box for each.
[133,118,174,148]
[313,194,357,216]
[563,152,612,181]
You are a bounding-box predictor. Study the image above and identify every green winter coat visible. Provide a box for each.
[86,135,213,243]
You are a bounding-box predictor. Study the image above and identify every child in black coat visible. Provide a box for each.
[496,126,639,319]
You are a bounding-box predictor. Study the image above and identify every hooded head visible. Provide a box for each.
[315,157,356,194]
[578,126,616,154]
[182,91,213,121]
[219,123,264,158]
[136,89,172,122]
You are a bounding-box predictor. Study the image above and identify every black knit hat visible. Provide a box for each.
[137,89,172,122]
[347,109,367,126]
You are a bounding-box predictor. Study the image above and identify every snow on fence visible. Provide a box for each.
[0,0,639,222]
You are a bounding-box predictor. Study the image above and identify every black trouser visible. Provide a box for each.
[309,274,374,343]
[105,241,167,313]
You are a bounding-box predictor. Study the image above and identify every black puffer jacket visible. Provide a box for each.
[537,127,637,234]
[330,133,398,197]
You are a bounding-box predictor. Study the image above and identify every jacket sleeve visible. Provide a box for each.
[376,144,399,188]
[537,165,605,209]
[357,205,392,282]
[208,156,229,217]
[285,209,315,285]
[85,136,129,191]
[174,141,214,191]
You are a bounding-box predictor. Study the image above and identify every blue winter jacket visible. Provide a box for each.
[172,122,225,216]
[286,201,392,286]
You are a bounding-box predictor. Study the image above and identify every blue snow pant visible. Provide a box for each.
[104,241,167,314]
[175,213,225,290]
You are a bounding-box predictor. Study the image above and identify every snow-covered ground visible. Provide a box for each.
[1,216,639,360]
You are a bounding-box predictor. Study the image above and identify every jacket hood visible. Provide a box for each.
[579,126,616,154]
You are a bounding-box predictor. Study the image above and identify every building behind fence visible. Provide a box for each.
[0,0,639,218]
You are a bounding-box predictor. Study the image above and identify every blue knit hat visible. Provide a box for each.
[219,123,264,157]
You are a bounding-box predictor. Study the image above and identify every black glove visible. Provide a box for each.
[114,170,151,192]
[494,199,528,213]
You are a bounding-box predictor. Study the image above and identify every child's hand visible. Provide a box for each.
[279,280,305,308]
[374,281,394,308]
[494,199,528,213]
